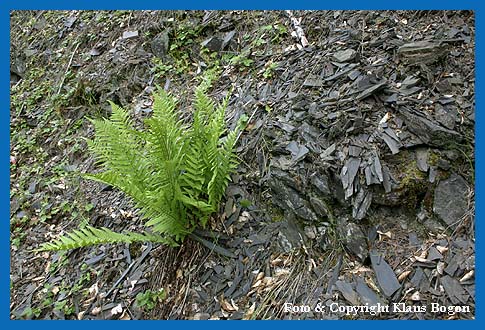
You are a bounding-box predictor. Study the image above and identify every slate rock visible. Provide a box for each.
[370,250,401,297]
[355,80,387,101]
[433,174,469,227]
[352,187,372,220]
[332,49,358,63]
[397,107,462,147]
[437,158,451,171]
[427,246,443,261]
[310,173,331,195]
[303,74,324,87]
[286,141,309,164]
[201,36,224,52]
[440,275,469,305]
[428,166,438,183]
[277,214,305,253]
[435,104,458,130]
[335,280,359,305]
[338,222,368,262]
[416,148,429,172]
[304,225,317,239]
[356,277,383,306]
[269,178,318,222]
[28,181,37,194]
[151,30,170,58]
[410,267,424,288]
[397,41,448,65]
[341,157,361,199]
[309,197,330,218]
[122,30,139,39]
[222,30,236,49]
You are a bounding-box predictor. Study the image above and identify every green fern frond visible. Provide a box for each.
[208,127,240,207]
[35,226,176,252]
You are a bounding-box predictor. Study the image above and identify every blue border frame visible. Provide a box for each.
[2,0,482,327]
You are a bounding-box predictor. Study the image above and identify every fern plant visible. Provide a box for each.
[37,75,242,251]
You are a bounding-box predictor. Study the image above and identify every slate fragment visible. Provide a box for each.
[410,267,424,288]
[397,41,448,65]
[151,30,170,58]
[309,197,330,218]
[269,179,317,222]
[435,104,458,130]
[433,174,469,227]
[335,280,359,305]
[28,181,37,194]
[356,278,382,306]
[122,30,139,39]
[427,246,443,261]
[440,275,469,305]
[370,250,401,297]
[224,259,243,297]
[380,130,401,154]
[352,187,372,220]
[324,64,358,82]
[428,166,438,183]
[320,143,336,160]
[286,141,309,164]
[397,107,462,147]
[222,30,236,49]
[338,222,368,262]
[310,173,331,195]
[303,74,324,87]
[416,148,429,172]
[332,49,358,63]
[355,80,387,101]
[201,36,224,52]
[381,165,392,193]
[341,157,361,199]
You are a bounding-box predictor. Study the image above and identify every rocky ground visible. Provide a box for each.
[10,10,475,320]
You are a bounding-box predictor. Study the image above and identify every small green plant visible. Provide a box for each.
[239,199,252,208]
[262,61,278,79]
[37,72,243,251]
[136,288,166,311]
[152,58,174,79]
[228,50,254,71]
[20,307,42,319]
[54,300,74,316]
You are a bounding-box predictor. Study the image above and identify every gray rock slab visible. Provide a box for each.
[332,49,358,63]
[370,250,401,297]
[433,174,469,227]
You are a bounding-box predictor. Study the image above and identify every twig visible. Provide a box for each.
[57,41,81,95]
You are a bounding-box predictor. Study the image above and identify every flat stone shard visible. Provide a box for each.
[397,41,448,65]
[356,277,383,306]
[338,222,368,262]
[440,275,469,305]
[335,280,359,305]
[269,178,318,222]
[397,107,462,147]
[370,250,401,297]
[433,174,469,227]
[303,74,324,87]
[332,49,358,63]
[201,36,224,52]
[151,30,170,58]
[416,148,429,172]
[352,187,372,220]
[310,173,331,195]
